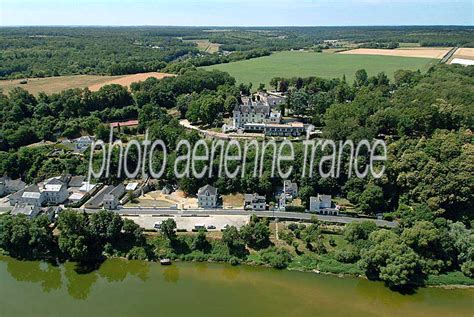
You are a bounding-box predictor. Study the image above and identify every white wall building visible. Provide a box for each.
[197,185,218,208]
[309,194,338,215]
[42,178,69,205]
[18,185,44,206]
[244,193,266,210]
[103,194,119,210]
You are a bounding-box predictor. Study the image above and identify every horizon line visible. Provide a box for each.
[1,24,473,28]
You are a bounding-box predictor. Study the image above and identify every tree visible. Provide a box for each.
[122,218,144,244]
[224,95,238,114]
[354,69,368,88]
[29,214,55,257]
[360,229,424,288]
[358,184,385,215]
[240,217,270,250]
[89,210,124,244]
[57,210,92,262]
[160,218,177,241]
[95,124,109,141]
[343,221,378,243]
[191,230,211,252]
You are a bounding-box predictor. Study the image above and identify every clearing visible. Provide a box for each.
[202,51,437,87]
[0,72,174,95]
[125,190,198,209]
[184,39,221,53]
[339,48,451,59]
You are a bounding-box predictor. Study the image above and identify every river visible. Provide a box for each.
[0,256,472,317]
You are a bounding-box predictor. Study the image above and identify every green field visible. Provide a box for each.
[202,51,437,87]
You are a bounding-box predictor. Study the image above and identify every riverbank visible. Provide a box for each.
[1,255,473,317]
[1,210,472,292]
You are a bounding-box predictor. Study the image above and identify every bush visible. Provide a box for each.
[127,246,148,260]
[287,223,298,231]
[285,205,306,212]
[461,260,474,278]
[334,246,360,263]
[259,247,293,269]
[229,256,241,266]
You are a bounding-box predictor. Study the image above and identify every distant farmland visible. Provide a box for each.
[0,72,174,95]
[202,51,437,87]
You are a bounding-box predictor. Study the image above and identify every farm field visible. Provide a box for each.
[0,72,174,95]
[202,51,437,87]
[451,47,474,60]
[340,47,451,59]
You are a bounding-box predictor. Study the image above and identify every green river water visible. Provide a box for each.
[0,256,472,317]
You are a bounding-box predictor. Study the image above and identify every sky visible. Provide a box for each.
[1,0,473,26]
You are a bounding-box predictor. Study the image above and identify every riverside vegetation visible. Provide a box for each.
[0,210,472,291]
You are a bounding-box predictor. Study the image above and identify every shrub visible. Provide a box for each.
[334,246,360,263]
[127,246,148,260]
[461,260,474,278]
[229,256,241,266]
[287,223,298,231]
[259,247,293,269]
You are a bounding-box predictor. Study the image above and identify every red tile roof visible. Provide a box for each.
[110,120,139,128]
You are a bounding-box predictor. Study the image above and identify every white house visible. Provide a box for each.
[309,194,338,215]
[233,102,270,128]
[42,178,69,205]
[103,194,119,210]
[18,185,44,206]
[197,185,218,208]
[244,193,266,210]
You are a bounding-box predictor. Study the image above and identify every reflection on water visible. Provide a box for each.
[163,265,180,283]
[98,258,150,283]
[1,256,473,317]
[221,265,241,281]
[6,259,62,293]
[64,263,98,300]
[1,256,151,300]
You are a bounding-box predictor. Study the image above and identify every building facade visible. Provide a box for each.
[103,194,119,210]
[244,193,266,210]
[197,185,218,208]
[309,194,338,215]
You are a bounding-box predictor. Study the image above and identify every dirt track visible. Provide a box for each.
[339,48,451,59]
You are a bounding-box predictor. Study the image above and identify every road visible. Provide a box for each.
[82,207,397,228]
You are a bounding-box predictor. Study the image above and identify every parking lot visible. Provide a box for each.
[124,214,250,231]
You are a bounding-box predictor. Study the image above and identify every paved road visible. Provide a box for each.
[82,207,397,228]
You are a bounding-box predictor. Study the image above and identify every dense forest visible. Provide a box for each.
[1,26,473,79]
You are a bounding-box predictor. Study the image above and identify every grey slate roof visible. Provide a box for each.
[68,176,86,187]
[198,185,217,196]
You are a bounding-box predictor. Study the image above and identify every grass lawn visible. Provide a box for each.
[202,51,436,88]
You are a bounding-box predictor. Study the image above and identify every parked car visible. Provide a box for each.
[154,223,161,230]
[207,225,216,230]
